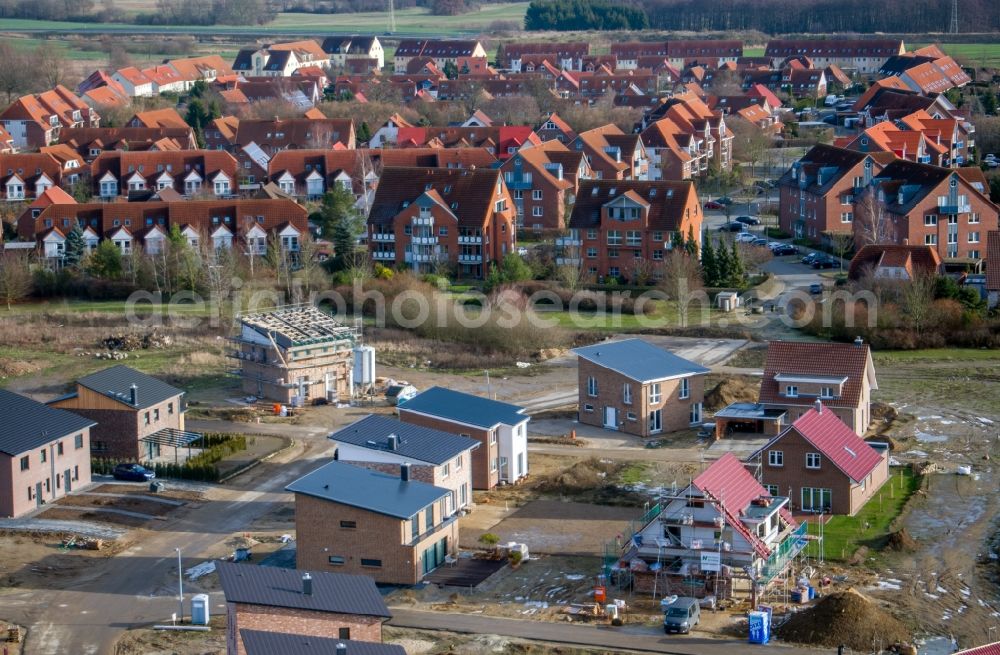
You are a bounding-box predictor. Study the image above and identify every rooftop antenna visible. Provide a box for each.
[949,0,959,34]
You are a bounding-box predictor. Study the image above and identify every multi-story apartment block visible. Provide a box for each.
[0,86,100,150]
[90,150,239,199]
[498,140,590,231]
[765,39,905,74]
[571,125,647,181]
[321,35,385,70]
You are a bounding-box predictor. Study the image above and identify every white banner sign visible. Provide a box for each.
[701,551,721,572]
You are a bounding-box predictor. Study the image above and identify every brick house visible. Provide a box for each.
[90,150,240,199]
[759,340,878,436]
[778,144,895,244]
[638,92,733,175]
[0,389,95,518]
[765,39,905,74]
[393,39,486,72]
[49,365,186,460]
[127,108,189,129]
[571,125,648,180]
[0,153,69,202]
[535,112,577,144]
[240,630,404,655]
[329,414,478,513]
[58,126,198,161]
[498,140,588,231]
[852,160,999,263]
[366,167,517,279]
[397,386,529,491]
[289,460,458,585]
[267,149,377,200]
[217,561,391,655]
[559,179,702,283]
[0,86,100,150]
[848,243,943,281]
[572,338,709,437]
[750,401,890,516]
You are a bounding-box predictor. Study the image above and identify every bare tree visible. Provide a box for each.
[658,250,703,300]
[0,251,33,310]
[901,272,936,332]
[854,188,896,246]
[825,231,854,273]
[34,44,69,90]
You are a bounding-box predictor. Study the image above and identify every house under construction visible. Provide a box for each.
[230,305,358,405]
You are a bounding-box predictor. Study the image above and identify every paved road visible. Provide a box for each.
[388,608,821,655]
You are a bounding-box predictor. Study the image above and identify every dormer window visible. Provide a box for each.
[785,385,798,398]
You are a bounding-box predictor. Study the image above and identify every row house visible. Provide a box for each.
[164,55,232,87]
[567,72,658,100]
[393,39,486,71]
[0,86,100,150]
[785,68,827,99]
[232,40,329,77]
[219,78,322,111]
[127,108,189,130]
[375,147,497,171]
[500,42,590,71]
[842,109,972,167]
[640,92,732,174]
[321,35,385,70]
[559,179,702,283]
[778,144,895,243]
[764,39,905,74]
[90,150,239,199]
[393,126,540,160]
[0,152,72,202]
[497,140,591,231]
[535,112,577,144]
[58,126,197,161]
[223,118,355,186]
[879,49,970,94]
[267,148,377,200]
[571,125,647,181]
[18,198,307,261]
[366,166,516,279]
[854,160,999,263]
[611,40,742,70]
[732,104,784,136]
[641,119,709,180]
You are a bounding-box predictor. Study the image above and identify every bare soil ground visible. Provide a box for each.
[0,532,133,591]
[114,615,226,655]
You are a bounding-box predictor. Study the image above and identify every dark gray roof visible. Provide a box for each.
[0,389,96,456]
[330,415,479,465]
[286,460,450,519]
[241,630,405,655]
[398,386,527,429]
[76,365,183,410]
[217,561,390,617]
[572,338,710,383]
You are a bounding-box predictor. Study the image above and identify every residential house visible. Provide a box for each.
[227,118,356,185]
[846,109,973,168]
[231,306,356,404]
[58,126,198,161]
[393,39,486,71]
[48,365,186,460]
[571,125,647,180]
[1,86,100,149]
[854,159,999,262]
[368,113,415,148]
[535,112,577,144]
[393,126,540,160]
[0,389,95,518]
[17,186,78,240]
[785,68,827,99]
[560,179,702,282]
[289,460,459,585]
[329,414,478,513]
[396,386,529,491]
[239,631,404,655]
[0,153,68,202]
[500,42,589,71]
[639,92,733,174]
[0,125,15,153]
[765,39,905,74]
[321,35,384,70]
[374,147,497,171]
[848,243,943,281]
[611,40,742,70]
[111,67,155,98]
[622,452,802,601]
[217,561,391,655]
[759,340,878,436]
[165,55,233,88]
[750,401,890,515]
[233,40,329,77]
[90,150,239,199]
[365,166,516,279]
[498,140,587,231]
[777,144,895,243]
[128,108,189,129]
[267,149,375,200]
[572,338,709,437]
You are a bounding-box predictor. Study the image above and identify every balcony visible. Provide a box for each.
[411,236,437,245]
[555,257,580,266]
[556,237,581,247]
[938,205,971,215]
[371,233,395,242]
[412,216,433,226]
[408,513,459,546]
[458,235,482,244]
[458,253,482,263]
[372,250,396,260]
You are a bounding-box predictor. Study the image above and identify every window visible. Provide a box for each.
[785,385,798,398]
[689,402,702,425]
[168,402,174,415]
[607,230,622,245]
[649,409,662,433]
[532,206,543,217]
[768,450,784,467]
[339,628,351,640]
[441,463,450,479]
[455,455,463,470]
[490,457,498,472]
[764,484,779,496]
[339,520,357,529]
[40,449,47,464]
[439,226,448,236]
[144,412,150,426]
[925,234,937,246]
[649,383,661,404]
[924,214,938,226]
[489,431,497,445]
[820,386,834,398]
[586,229,597,240]
[583,403,594,412]
[20,456,29,471]
[532,189,542,200]
[586,247,598,258]
[56,442,63,456]
[623,383,632,405]
[153,408,160,422]
[328,556,345,565]
[840,212,852,223]
[679,378,690,399]
[970,213,980,224]
[74,434,84,449]
[411,515,419,538]
[587,376,598,396]
[806,452,821,469]
[968,232,980,244]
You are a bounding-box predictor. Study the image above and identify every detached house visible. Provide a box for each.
[90,150,239,199]
[240,631,404,655]
[49,365,186,460]
[750,401,890,516]
[330,414,479,513]
[560,179,702,283]
[217,561,391,655]
[289,461,459,585]
[0,389,95,519]
[572,338,709,438]
[848,243,943,281]
[759,340,877,436]
[365,167,516,279]
[397,386,529,491]
[321,35,384,70]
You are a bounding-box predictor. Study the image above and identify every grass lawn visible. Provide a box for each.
[911,42,1000,67]
[743,46,765,57]
[536,299,725,331]
[8,299,226,317]
[804,466,922,562]
[874,348,1000,364]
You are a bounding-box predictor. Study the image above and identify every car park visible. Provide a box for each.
[112,463,156,482]
[735,232,758,243]
[734,215,761,226]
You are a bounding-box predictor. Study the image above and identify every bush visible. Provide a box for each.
[766,227,791,239]
[90,433,248,483]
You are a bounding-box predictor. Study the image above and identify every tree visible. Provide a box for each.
[63,224,87,270]
[0,251,33,310]
[356,121,371,144]
[659,250,703,300]
[317,186,364,271]
[443,61,459,80]
[685,226,698,257]
[730,119,773,181]
[855,188,895,245]
[826,231,854,273]
[728,240,746,287]
[87,239,123,279]
[185,99,211,146]
[701,236,718,287]
[34,44,68,90]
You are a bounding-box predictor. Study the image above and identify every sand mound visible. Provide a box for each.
[0,359,42,378]
[536,458,619,494]
[777,589,910,651]
[887,528,918,552]
[704,377,759,411]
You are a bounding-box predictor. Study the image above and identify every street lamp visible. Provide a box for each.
[176,547,184,623]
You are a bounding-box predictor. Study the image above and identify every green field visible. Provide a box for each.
[0,2,528,35]
[912,42,1000,67]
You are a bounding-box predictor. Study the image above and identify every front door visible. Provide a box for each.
[603,407,617,429]
[35,483,43,508]
[649,409,662,434]
[64,469,72,493]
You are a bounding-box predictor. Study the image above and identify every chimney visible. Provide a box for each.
[302,572,312,596]
[129,384,138,407]
[336,644,347,655]
[400,463,411,482]
[815,399,823,414]
[854,336,864,347]
[388,434,398,451]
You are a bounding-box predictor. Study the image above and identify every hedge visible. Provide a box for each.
[91,432,249,483]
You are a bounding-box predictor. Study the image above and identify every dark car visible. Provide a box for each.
[113,463,156,482]
[801,252,821,265]
[734,215,761,226]
[811,257,837,269]
[773,244,798,256]
[809,282,824,294]
[717,196,734,205]
[718,222,747,232]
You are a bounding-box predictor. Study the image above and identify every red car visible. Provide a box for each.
[703,200,725,210]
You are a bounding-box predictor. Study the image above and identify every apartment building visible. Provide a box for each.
[497,140,590,231]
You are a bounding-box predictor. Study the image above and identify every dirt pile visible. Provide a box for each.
[101,330,173,352]
[704,377,758,411]
[536,458,620,494]
[887,528,918,552]
[777,589,910,651]
[0,359,41,378]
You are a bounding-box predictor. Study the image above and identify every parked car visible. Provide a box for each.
[801,252,821,265]
[811,257,837,269]
[663,597,701,634]
[809,282,824,294]
[113,463,156,482]
[772,244,798,256]
[703,200,725,210]
[719,222,747,232]
[751,237,770,247]
[717,196,734,205]
[734,215,761,226]
[735,232,758,243]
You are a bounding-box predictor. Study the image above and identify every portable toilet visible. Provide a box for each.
[748,610,770,644]
[191,594,210,625]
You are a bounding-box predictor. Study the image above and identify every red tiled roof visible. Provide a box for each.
[956,642,1000,655]
[849,244,942,280]
[789,404,883,482]
[760,341,874,409]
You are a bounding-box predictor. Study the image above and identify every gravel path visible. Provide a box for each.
[0,518,126,540]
